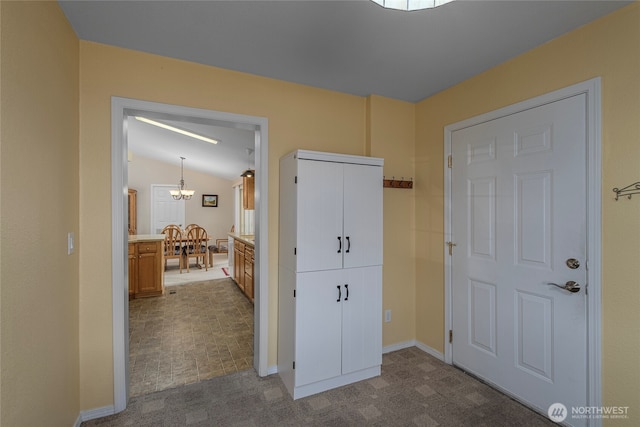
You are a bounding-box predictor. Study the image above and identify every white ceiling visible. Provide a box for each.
[59,0,631,177]
[127,115,256,181]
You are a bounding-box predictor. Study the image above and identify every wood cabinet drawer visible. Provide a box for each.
[235,241,245,252]
[137,243,158,254]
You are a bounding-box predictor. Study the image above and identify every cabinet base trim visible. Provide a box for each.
[288,365,381,400]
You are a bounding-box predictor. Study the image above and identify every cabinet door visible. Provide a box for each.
[234,245,245,290]
[341,266,382,374]
[343,164,383,268]
[137,242,161,296]
[295,270,343,387]
[296,159,343,272]
[128,243,137,297]
[128,189,137,235]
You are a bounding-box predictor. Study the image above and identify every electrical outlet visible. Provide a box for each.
[385,310,391,323]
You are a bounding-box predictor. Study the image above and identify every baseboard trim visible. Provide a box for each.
[382,340,416,354]
[415,340,445,361]
[382,340,445,362]
[80,405,116,422]
[267,364,278,375]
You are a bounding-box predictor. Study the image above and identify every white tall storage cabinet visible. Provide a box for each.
[278,150,383,400]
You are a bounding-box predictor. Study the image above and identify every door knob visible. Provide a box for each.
[548,281,581,293]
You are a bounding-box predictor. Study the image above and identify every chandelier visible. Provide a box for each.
[371,0,454,11]
[170,157,195,200]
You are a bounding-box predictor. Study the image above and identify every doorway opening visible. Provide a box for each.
[111,97,269,411]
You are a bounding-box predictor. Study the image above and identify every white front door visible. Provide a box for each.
[151,184,185,233]
[451,94,587,424]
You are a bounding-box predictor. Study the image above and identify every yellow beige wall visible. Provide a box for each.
[3,0,636,420]
[415,3,640,423]
[78,42,417,409]
[367,95,417,345]
[0,1,80,426]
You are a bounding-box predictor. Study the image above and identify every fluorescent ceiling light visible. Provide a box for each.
[134,116,219,144]
[371,0,454,11]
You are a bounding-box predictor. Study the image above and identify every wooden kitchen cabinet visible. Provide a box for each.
[128,242,136,299]
[128,189,137,235]
[233,240,245,292]
[243,175,255,210]
[244,246,254,302]
[230,235,255,303]
[128,238,164,298]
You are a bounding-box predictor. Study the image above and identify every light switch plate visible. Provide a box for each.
[68,232,75,255]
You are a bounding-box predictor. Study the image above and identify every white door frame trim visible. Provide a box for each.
[443,78,602,420]
[111,97,269,412]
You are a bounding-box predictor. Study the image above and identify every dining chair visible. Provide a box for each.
[208,226,232,266]
[161,224,184,273]
[184,223,198,234]
[184,226,209,272]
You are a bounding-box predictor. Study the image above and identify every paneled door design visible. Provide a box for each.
[451,94,587,423]
[151,184,185,234]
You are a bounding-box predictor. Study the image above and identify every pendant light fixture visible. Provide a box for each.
[170,157,195,200]
[240,148,254,178]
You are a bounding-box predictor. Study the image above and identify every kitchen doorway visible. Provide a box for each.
[111,97,269,412]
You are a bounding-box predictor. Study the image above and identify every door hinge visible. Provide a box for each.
[294,176,298,184]
[293,361,295,369]
[446,241,457,256]
[449,330,453,343]
[294,247,297,255]
[293,289,296,298]
[448,155,452,168]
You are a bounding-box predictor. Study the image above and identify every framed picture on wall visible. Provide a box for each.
[202,194,218,207]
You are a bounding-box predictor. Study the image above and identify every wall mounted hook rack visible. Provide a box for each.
[613,182,640,200]
[383,176,413,189]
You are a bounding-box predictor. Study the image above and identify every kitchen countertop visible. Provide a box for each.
[128,234,165,243]
[229,233,255,247]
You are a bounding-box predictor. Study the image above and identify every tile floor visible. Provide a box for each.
[83,347,555,426]
[129,277,254,397]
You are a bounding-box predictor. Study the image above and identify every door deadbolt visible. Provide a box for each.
[566,258,580,269]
